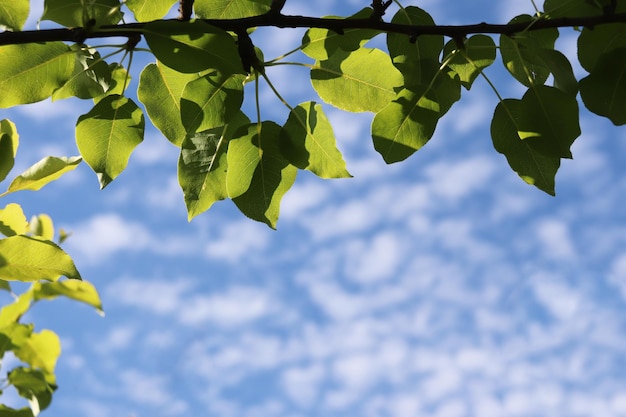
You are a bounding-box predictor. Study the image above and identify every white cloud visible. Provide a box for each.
[534,218,577,260]
[105,277,192,314]
[532,276,582,320]
[424,155,497,201]
[344,231,405,284]
[205,220,271,262]
[66,213,152,263]
[281,363,326,407]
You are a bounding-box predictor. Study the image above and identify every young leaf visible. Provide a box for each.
[180,73,246,134]
[41,0,122,27]
[0,297,34,329]
[301,8,381,60]
[138,62,198,146]
[195,0,271,18]
[52,46,113,101]
[3,156,81,196]
[444,35,496,90]
[387,6,443,85]
[281,101,351,178]
[14,330,61,375]
[578,24,626,72]
[227,122,298,228]
[0,236,81,281]
[33,281,103,314]
[311,48,403,113]
[372,86,441,163]
[0,119,19,183]
[518,86,580,159]
[580,48,626,125]
[144,20,243,75]
[500,15,559,88]
[29,214,54,241]
[126,0,176,21]
[76,95,145,188]
[0,43,74,108]
[491,99,560,195]
[0,203,28,237]
[0,0,29,31]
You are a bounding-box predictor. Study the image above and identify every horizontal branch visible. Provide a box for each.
[1,10,626,46]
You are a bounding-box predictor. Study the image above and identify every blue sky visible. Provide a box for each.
[3,0,626,416]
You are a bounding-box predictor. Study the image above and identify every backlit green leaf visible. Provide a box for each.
[387,6,443,85]
[29,214,54,241]
[281,101,350,178]
[14,330,61,375]
[126,0,176,21]
[76,95,145,188]
[33,281,103,314]
[138,62,198,146]
[144,20,243,75]
[0,43,73,108]
[52,46,112,101]
[181,73,246,133]
[9,368,54,412]
[444,35,496,90]
[372,86,440,163]
[518,86,580,159]
[302,8,380,60]
[227,122,298,228]
[41,0,122,27]
[578,23,626,72]
[0,203,28,237]
[3,156,81,196]
[195,0,271,18]
[543,0,605,17]
[491,99,560,195]
[311,48,403,113]
[580,48,626,125]
[500,15,558,88]
[0,405,35,417]
[179,112,250,220]
[0,0,29,31]
[0,236,81,281]
[0,294,33,328]
[0,119,18,183]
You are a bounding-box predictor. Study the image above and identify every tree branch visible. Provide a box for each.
[1,11,626,46]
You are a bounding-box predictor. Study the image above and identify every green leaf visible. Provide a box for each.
[578,24,626,72]
[387,6,443,85]
[9,368,55,413]
[535,49,578,96]
[32,281,103,314]
[491,99,560,195]
[29,214,54,241]
[0,295,33,328]
[76,95,145,188]
[500,15,559,88]
[0,405,35,417]
[227,122,298,228]
[0,203,28,237]
[0,43,74,108]
[14,330,61,375]
[144,20,243,75]
[0,0,29,31]
[52,46,113,101]
[138,62,198,146]
[195,0,271,18]
[518,86,580,159]
[280,101,350,178]
[181,73,246,133]
[301,8,381,60]
[0,280,10,292]
[0,235,81,281]
[311,48,403,113]
[101,63,130,99]
[580,48,626,125]
[444,35,496,90]
[126,0,176,21]
[0,119,19,183]
[41,0,122,27]
[372,86,440,163]
[543,0,605,17]
[3,156,82,197]
[0,324,32,356]
[178,111,250,220]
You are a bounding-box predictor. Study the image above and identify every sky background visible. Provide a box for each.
[3,0,626,416]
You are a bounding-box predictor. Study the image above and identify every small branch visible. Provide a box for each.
[2,11,626,46]
[178,0,194,21]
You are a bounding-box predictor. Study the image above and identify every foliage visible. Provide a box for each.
[0,0,626,412]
